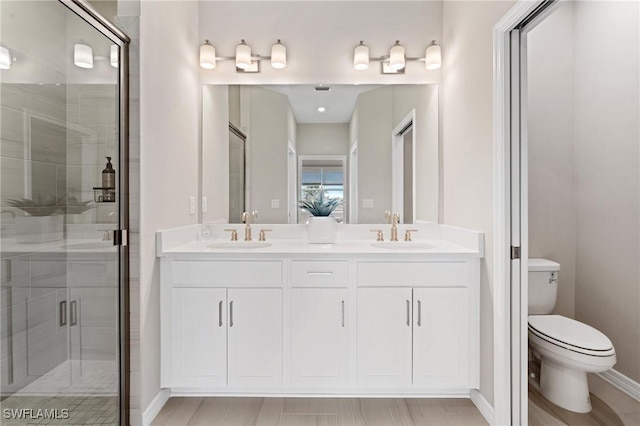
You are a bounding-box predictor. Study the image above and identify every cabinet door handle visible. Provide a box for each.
[417,300,422,327]
[307,271,332,276]
[59,301,67,326]
[70,300,77,326]
[341,300,345,327]
[218,300,223,327]
[229,300,234,327]
[406,300,410,326]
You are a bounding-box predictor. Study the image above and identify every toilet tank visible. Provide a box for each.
[528,258,560,315]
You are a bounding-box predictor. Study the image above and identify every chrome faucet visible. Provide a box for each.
[390,212,399,242]
[242,210,258,241]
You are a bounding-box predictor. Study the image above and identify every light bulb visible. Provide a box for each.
[74,43,93,69]
[353,41,369,71]
[271,40,286,69]
[425,40,441,70]
[0,46,11,70]
[200,40,216,69]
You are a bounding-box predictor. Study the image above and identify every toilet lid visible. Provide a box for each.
[528,315,614,353]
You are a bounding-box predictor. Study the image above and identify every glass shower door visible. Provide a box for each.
[0,1,127,424]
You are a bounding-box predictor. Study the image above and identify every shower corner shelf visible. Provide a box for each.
[93,187,116,203]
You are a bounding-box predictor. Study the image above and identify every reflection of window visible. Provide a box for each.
[300,166,344,220]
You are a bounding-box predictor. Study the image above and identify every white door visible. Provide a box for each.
[228,288,282,387]
[357,287,412,387]
[413,288,469,388]
[290,288,348,388]
[171,287,227,388]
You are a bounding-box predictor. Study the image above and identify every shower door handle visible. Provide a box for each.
[70,300,78,326]
[59,301,67,326]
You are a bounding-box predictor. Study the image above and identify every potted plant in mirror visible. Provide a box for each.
[299,191,341,244]
[8,195,94,243]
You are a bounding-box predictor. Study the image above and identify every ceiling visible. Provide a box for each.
[262,84,381,124]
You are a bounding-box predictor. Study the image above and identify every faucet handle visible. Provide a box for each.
[370,229,384,241]
[404,229,419,241]
[224,228,238,241]
[258,229,272,241]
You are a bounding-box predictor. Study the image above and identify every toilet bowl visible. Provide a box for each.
[528,314,616,413]
[527,259,616,413]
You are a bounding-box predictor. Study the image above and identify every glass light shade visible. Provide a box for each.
[353,42,369,71]
[0,46,11,70]
[425,41,442,70]
[389,41,405,70]
[74,43,93,69]
[110,45,119,68]
[200,41,216,69]
[236,40,252,70]
[271,41,286,69]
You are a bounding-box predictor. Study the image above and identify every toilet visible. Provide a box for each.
[528,258,616,413]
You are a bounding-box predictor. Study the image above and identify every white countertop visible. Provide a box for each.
[157,224,484,259]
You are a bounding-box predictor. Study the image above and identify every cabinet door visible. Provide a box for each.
[413,287,469,388]
[290,288,348,388]
[171,288,227,388]
[228,288,282,387]
[357,287,412,387]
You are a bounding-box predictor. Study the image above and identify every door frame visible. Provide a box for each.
[493,1,559,424]
[58,1,130,425]
[391,110,416,223]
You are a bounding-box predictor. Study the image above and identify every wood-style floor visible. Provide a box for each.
[528,374,640,426]
[151,397,489,426]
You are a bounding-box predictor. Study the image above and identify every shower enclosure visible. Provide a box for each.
[0,1,129,424]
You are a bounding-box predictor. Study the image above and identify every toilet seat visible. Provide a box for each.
[528,315,615,357]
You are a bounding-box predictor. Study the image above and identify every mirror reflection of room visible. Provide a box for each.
[203,84,439,225]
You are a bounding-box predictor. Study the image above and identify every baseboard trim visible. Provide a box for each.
[142,388,171,426]
[470,389,494,426]
[598,369,640,402]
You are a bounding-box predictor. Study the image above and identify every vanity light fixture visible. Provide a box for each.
[271,39,286,69]
[110,45,119,68]
[353,41,369,71]
[200,40,216,69]
[74,43,94,69]
[235,39,252,70]
[424,40,441,70]
[389,41,406,71]
[200,39,287,72]
[0,46,11,70]
[353,40,442,73]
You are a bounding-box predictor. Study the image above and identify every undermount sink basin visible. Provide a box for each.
[60,241,115,249]
[370,241,434,250]
[207,241,272,250]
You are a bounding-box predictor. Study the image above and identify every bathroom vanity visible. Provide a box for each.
[157,223,483,397]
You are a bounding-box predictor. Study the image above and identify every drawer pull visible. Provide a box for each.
[218,300,223,327]
[229,300,234,327]
[417,300,422,327]
[59,301,67,326]
[341,300,345,327]
[307,271,332,276]
[406,300,410,326]
[70,300,78,326]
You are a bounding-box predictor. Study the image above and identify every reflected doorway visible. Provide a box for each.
[298,156,346,223]
[392,110,416,224]
[228,123,246,224]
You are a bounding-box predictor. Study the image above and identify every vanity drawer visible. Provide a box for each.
[291,261,349,287]
[357,261,468,287]
[172,260,282,287]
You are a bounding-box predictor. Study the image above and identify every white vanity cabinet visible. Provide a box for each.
[159,229,482,397]
[163,260,284,390]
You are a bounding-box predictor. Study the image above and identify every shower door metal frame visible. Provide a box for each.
[57,1,131,425]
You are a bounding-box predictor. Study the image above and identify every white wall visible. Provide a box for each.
[527,3,576,319]
[199,1,442,85]
[442,0,516,406]
[297,124,349,157]
[202,85,230,223]
[139,0,200,414]
[573,0,639,382]
[242,86,289,223]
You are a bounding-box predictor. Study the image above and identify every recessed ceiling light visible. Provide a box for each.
[317,107,326,113]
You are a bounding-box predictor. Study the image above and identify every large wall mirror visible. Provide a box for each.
[201,84,439,224]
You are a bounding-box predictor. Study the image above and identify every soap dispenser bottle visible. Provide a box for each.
[102,156,116,202]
